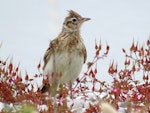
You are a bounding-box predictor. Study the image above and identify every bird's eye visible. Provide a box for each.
[71,18,77,22]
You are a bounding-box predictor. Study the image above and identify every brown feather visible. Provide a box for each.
[41,10,90,94]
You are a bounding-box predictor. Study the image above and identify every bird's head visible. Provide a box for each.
[63,10,90,32]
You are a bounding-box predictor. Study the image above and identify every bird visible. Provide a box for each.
[41,10,90,95]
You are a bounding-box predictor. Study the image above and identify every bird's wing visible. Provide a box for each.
[83,45,87,63]
[43,38,59,69]
[43,44,52,69]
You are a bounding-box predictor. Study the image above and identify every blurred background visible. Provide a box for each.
[0,0,150,85]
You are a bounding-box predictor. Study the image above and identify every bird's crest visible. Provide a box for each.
[67,10,82,18]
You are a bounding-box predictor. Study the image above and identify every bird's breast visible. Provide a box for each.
[44,50,84,84]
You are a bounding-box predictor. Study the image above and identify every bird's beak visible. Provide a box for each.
[81,17,91,22]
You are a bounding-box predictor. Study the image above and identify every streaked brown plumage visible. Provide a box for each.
[41,10,90,95]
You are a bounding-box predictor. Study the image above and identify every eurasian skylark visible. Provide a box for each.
[41,10,90,95]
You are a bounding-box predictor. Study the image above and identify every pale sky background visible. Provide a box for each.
[0,0,150,85]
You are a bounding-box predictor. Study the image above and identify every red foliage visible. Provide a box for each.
[0,38,150,112]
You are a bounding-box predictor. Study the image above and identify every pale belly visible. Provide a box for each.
[44,52,84,84]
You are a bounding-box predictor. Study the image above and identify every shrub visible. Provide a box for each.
[0,38,150,113]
